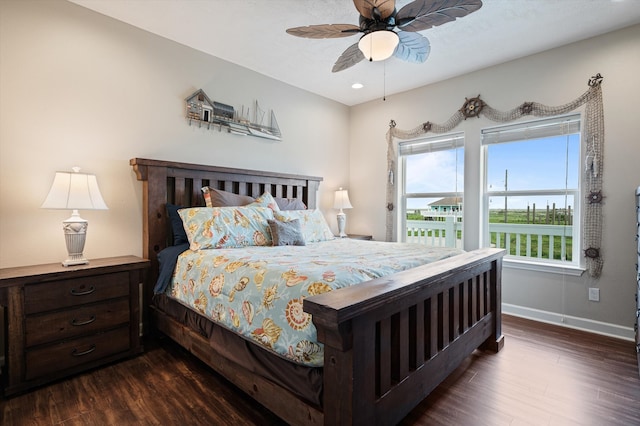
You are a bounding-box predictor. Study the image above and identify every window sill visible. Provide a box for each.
[503,257,585,276]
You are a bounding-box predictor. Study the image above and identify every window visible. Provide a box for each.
[398,133,464,248]
[481,114,581,268]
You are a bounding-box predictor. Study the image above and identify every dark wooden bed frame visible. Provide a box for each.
[130,157,505,425]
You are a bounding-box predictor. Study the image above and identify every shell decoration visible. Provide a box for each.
[251,318,282,349]
[254,269,266,289]
[228,277,250,302]
[282,269,308,287]
[289,340,323,365]
[253,230,268,246]
[322,270,336,282]
[208,273,225,298]
[212,303,226,322]
[213,255,229,267]
[229,308,241,328]
[242,300,255,325]
[285,297,311,330]
[307,282,332,296]
[262,285,279,310]
[193,291,207,314]
[225,261,246,273]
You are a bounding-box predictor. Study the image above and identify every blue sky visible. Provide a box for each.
[405,134,580,210]
[487,135,579,192]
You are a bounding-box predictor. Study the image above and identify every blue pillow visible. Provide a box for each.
[166,203,188,246]
[267,218,305,246]
[154,243,189,294]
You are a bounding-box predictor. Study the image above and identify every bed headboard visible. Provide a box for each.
[130,157,323,310]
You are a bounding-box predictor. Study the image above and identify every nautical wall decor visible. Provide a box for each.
[185,89,281,141]
[384,74,605,277]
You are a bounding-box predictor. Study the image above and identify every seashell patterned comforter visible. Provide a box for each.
[167,238,464,367]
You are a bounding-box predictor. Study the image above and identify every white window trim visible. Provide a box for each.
[504,257,585,276]
[397,133,464,244]
[481,114,583,270]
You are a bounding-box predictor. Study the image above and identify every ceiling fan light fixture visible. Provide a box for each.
[358,30,399,61]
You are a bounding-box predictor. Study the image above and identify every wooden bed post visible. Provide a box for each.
[481,256,504,353]
[313,320,355,425]
[131,160,169,333]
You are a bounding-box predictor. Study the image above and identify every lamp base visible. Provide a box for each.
[337,211,347,238]
[63,256,89,267]
[62,211,89,267]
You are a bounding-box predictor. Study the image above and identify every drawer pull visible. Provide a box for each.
[70,286,95,296]
[71,344,96,357]
[71,315,96,326]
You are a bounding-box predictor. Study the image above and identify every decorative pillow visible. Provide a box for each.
[201,187,305,211]
[267,218,305,246]
[178,206,274,250]
[201,187,254,208]
[275,197,307,211]
[166,203,189,245]
[275,209,335,242]
[249,192,281,212]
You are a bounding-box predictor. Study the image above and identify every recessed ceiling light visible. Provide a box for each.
[352,83,364,89]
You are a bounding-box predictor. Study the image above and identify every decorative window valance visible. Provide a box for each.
[385,74,604,277]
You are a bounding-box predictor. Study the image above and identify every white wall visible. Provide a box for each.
[0,0,350,268]
[350,25,640,336]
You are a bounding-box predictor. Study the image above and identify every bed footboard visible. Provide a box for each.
[305,248,505,425]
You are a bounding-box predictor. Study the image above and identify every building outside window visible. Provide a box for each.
[397,133,464,248]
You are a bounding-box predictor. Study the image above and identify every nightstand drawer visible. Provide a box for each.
[25,326,130,381]
[24,272,129,314]
[26,298,130,347]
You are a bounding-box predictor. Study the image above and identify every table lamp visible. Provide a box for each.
[41,167,108,266]
[333,187,353,238]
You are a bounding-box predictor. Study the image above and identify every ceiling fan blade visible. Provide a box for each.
[286,24,361,39]
[352,0,396,20]
[396,0,482,32]
[332,43,366,73]
[394,31,430,63]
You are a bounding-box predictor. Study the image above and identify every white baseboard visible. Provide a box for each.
[502,303,635,341]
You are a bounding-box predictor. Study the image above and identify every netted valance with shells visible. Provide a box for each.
[385,74,604,277]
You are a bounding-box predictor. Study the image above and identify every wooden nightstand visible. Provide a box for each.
[344,234,373,240]
[0,256,149,396]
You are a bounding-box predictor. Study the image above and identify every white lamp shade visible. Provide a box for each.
[358,30,399,61]
[41,169,108,210]
[333,188,353,210]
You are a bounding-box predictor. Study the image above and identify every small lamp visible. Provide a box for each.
[41,167,108,266]
[333,187,353,238]
[358,30,400,61]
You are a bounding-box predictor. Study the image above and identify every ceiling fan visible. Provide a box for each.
[286,0,483,72]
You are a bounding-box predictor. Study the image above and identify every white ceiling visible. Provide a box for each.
[68,0,640,106]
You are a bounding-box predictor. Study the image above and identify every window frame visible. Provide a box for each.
[480,113,583,272]
[397,132,465,246]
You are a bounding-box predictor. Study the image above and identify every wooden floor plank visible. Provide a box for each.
[1,315,639,425]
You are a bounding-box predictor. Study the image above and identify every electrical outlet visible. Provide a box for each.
[588,287,600,302]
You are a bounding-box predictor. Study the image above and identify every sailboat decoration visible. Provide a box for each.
[185,89,281,141]
[247,100,281,140]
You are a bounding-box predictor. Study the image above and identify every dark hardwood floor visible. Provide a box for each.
[2,315,639,425]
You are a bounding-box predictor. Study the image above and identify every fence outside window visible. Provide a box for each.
[405,213,573,262]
